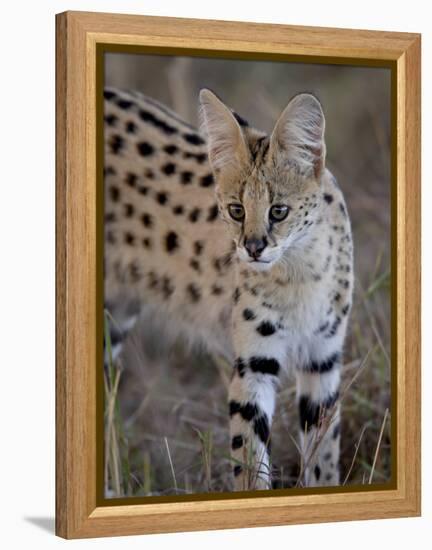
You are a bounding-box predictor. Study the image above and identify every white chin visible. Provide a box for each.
[236,249,279,271]
[245,259,274,272]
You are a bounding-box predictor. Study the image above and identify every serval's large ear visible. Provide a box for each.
[270,93,326,180]
[199,89,249,176]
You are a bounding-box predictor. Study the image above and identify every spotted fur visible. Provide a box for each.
[104,87,354,491]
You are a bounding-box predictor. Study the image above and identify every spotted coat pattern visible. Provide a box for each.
[104,87,354,491]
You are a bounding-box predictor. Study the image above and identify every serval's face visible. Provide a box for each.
[200,89,326,271]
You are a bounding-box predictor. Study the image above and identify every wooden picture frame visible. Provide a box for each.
[55,10,421,539]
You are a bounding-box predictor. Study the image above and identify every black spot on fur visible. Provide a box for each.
[254,414,270,446]
[211,285,223,296]
[207,204,219,222]
[256,321,277,336]
[194,241,204,255]
[156,192,168,205]
[233,465,243,477]
[229,400,259,422]
[200,174,214,187]
[125,172,137,187]
[323,452,332,461]
[162,276,175,299]
[104,166,116,176]
[125,121,137,133]
[105,212,116,223]
[299,396,319,431]
[105,114,117,126]
[162,162,176,175]
[164,144,178,155]
[138,186,149,195]
[229,400,241,416]
[189,259,201,273]
[305,352,341,373]
[186,283,201,303]
[183,132,205,145]
[137,141,154,156]
[325,316,342,338]
[243,308,256,321]
[314,465,321,481]
[109,135,124,154]
[141,213,153,228]
[173,205,184,215]
[109,185,120,202]
[144,168,154,179]
[342,304,350,316]
[232,435,244,450]
[338,279,350,289]
[139,109,178,135]
[249,357,280,376]
[104,90,116,100]
[241,403,258,421]
[125,232,135,245]
[183,152,207,163]
[339,202,347,217]
[180,171,194,185]
[124,203,134,217]
[117,99,133,110]
[324,193,334,204]
[165,231,179,253]
[189,208,201,223]
[142,237,152,249]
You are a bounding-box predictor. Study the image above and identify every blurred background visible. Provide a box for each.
[104,53,392,497]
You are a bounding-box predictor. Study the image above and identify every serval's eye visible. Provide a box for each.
[269,205,290,222]
[228,203,245,221]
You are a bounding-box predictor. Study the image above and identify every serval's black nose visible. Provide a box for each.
[244,237,267,259]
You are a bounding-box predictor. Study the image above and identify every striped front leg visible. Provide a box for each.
[229,357,280,490]
[229,306,286,491]
[296,352,341,487]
